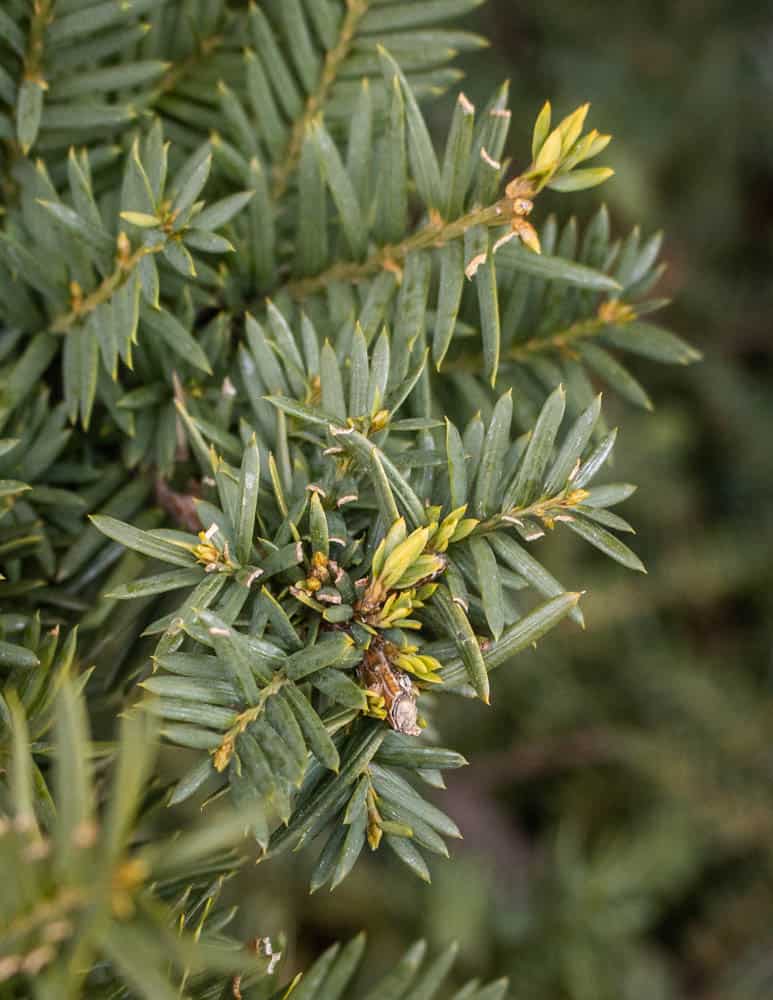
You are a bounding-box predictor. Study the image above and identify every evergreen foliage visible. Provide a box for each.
[0,2,697,997]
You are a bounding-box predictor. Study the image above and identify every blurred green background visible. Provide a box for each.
[233,4,773,997]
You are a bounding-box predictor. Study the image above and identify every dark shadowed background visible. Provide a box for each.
[236,5,773,997]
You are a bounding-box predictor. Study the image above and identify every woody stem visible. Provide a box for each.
[286,202,507,299]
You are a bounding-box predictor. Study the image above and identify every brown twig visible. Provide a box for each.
[48,240,162,335]
[270,0,371,202]
[153,476,202,534]
[286,202,506,299]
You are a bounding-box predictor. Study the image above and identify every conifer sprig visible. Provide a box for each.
[0,1,699,996]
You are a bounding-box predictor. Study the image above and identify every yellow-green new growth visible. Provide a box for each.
[370,519,445,592]
[524,101,614,194]
[488,102,614,261]
[393,647,444,684]
[426,505,479,552]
